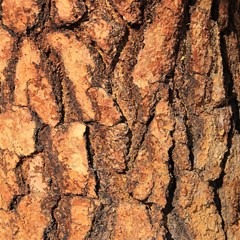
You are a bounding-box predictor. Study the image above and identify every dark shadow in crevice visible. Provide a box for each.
[42,48,66,126]
[220,34,240,132]
[209,120,232,239]
[211,0,220,21]
[9,194,25,211]
[208,15,239,238]
[162,138,176,240]
[184,115,195,170]
[85,126,101,196]
[110,26,130,72]
[26,0,51,37]
[0,0,2,21]
[189,0,197,6]
[56,9,89,31]
[43,195,61,240]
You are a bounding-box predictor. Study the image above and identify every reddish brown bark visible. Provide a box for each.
[0,0,240,239]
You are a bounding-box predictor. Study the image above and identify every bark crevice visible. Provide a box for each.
[211,0,220,22]
[162,129,176,240]
[43,195,61,240]
[85,125,100,196]
[185,114,195,170]
[110,26,129,73]
[209,121,233,239]
[208,13,239,237]
[220,33,240,132]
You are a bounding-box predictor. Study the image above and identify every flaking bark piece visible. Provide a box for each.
[219,133,240,239]
[109,0,142,24]
[47,32,121,125]
[15,38,60,126]
[54,196,97,240]
[127,99,174,207]
[16,195,51,240]
[82,10,126,65]
[0,150,20,210]
[51,122,96,196]
[50,0,86,26]
[88,87,121,126]
[47,32,96,122]
[169,171,225,240]
[27,73,60,127]
[194,107,231,181]
[0,106,36,156]
[2,0,40,33]
[132,0,184,122]
[0,27,14,85]
[113,202,155,240]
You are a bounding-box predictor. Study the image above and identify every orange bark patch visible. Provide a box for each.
[110,0,142,24]
[52,122,96,195]
[69,197,95,240]
[0,27,14,84]
[47,32,96,121]
[0,150,20,210]
[2,0,40,33]
[114,202,155,239]
[0,106,36,156]
[51,0,86,26]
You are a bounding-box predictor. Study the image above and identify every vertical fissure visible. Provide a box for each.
[185,114,195,170]
[209,119,233,239]
[220,34,240,132]
[162,128,176,240]
[208,5,239,237]
[10,157,30,211]
[41,126,63,240]
[0,0,3,20]
[43,49,66,126]
[110,26,129,72]
[85,125,100,196]
[161,1,192,237]
[189,0,197,6]
[43,195,61,240]
[26,0,50,36]
[3,36,22,107]
[211,0,220,21]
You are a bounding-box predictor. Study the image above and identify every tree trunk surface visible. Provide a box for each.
[0,0,240,239]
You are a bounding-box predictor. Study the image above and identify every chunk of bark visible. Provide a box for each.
[50,0,86,26]
[51,122,96,196]
[0,106,36,156]
[2,0,40,33]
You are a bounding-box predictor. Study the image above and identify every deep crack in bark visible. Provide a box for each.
[208,9,239,238]
[85,125,100,196]
[162,128,176,240]
[43,195,61,240]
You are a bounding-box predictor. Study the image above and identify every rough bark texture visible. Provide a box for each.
[0,0,239,239]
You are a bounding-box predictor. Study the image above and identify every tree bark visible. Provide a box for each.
[0,0,239,239]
